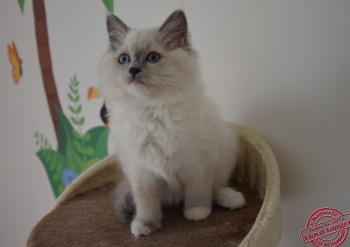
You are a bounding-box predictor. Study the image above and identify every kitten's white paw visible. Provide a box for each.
[131,219,160,237]
[184,207,211,221]
[216,187,246,209]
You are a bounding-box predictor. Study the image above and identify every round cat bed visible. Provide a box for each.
[27,124,281,247]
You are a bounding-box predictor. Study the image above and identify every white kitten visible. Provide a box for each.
[99,10,245,237]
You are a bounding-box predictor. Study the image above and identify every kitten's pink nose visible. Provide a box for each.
[129,67,141,77]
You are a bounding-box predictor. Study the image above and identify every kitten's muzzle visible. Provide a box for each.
[129,67,141,78]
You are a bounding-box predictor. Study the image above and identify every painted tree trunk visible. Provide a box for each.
[33,0,61,138]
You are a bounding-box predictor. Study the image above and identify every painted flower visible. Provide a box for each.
[62,168,78,186]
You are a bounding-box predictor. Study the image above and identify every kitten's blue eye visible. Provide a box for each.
[118,54,130,64]
[146,52,161,63]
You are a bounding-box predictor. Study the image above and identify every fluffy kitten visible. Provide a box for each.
[99,10,246,237]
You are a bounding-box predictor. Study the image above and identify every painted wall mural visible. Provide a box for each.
[34,75,109,197]
[13,0,114,197]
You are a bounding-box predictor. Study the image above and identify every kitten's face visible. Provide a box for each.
[100,10,200,103]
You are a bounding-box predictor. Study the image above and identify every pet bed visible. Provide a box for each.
[27,124,281,247]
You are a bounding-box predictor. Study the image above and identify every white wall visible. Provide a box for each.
[1,1,349,246]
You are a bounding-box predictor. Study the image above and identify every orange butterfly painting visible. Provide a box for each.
[7,41,23,85]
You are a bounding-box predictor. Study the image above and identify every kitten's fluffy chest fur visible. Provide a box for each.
[109,95,205,180]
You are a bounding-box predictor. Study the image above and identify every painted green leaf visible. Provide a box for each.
[95,128,109,159]
[69,83,78,95]
[56,107,74,154]
[65,139,83,172]
[34,131,52,150]
[73,129,81,139]
[84,146,95,157]
[78,117,85,126]
[68,105,76,114]
[56,108,84,173]
[83,132,92,142]
[73,141,93,162]
[76,105,82,113]
[73,139,84,154]
[102,0,114,13]
[68,105,82,114]
[18,0,25,14]
[84,126,109,159]
[81,158,100,172]
[70,117,78,126]
[70,116,85,126]
[37,149,66,197]
[70,76,79,86]
[67,92,79,103]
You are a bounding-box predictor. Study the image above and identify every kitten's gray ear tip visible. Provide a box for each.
[171,9,186,18]
[173,9,185,14]
[106,14,113,25]
[106,14,129,32]
[106,13,117,23]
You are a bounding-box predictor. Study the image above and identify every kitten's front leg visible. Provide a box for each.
[130,172,162,237]
[180,163,214,221]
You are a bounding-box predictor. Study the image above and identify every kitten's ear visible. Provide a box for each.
[158,10,190,50]
[106,14,129,50]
